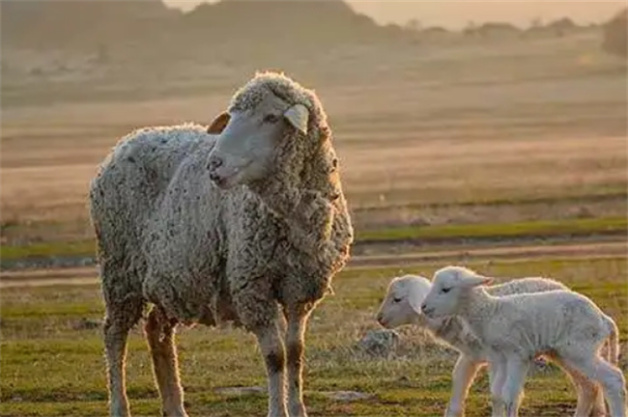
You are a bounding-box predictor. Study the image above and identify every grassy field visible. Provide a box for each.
[1,256,627,417]
[1,25,626,417]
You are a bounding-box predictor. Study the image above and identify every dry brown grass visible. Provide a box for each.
[1,32,626,242]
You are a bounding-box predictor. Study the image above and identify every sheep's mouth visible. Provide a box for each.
[210,161,252,189]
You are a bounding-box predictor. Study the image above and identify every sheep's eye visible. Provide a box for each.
[393,297,402,303]
[441,287,451,294]
[263,114,280,124]
[329,191,341,201]
[331,158,339,171]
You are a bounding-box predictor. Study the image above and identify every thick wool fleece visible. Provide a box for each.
[90,72,353,330]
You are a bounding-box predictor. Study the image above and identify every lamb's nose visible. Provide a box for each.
[421,303,430,314]
[207,155,223,171]
[376,313,383,324]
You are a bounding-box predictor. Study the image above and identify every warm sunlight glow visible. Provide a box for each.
[163,0,626,28]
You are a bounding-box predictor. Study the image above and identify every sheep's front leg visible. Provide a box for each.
[254,320,288,417]
[488,356,507,417]
[501,357,530,417]
[445,355,482,417]
[285,305,312,417]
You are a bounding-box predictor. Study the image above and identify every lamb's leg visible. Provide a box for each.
[563,355,626,417]
[501,357,530,417]
[144,307,188,417]
[591,387,608,417]
[284,305,311,417]
[254,320,288,417]
[574,378,607,417]
[445,355,482,417]
[488,356,507,417]
[553,355,606,417]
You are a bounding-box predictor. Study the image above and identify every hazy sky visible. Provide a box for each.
[162,0,625,28]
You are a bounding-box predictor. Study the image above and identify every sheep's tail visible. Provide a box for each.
[604,315,620,366]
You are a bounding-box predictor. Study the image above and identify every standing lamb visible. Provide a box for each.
[421,266,626,417]
[376,274,607,417]
[89,72,353,417]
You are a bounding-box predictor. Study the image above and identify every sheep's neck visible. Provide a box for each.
[458,287,498,341]
[249,179,334,251]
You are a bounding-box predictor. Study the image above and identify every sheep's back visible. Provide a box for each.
[90,124,214,276]
[487,277,567,297]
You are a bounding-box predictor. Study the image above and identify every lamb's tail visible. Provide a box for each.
[603,315,620,366]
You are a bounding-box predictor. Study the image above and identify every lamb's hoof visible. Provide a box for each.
[288,405,308,417]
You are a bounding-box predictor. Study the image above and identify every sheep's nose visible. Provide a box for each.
[207,155,223,171]
[376,312,383,324]
[421,303,432,315]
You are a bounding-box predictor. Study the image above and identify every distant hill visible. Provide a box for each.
[1,0,408,58]
[1,0,179,50]
[603,8,627,57]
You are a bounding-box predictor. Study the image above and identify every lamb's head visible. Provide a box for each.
[376,275,432,329]
[206,71,330,192]
[421,266,492,319]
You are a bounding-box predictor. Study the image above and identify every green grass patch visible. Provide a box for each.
[2,217,626,263]
[358,216,628,242]
[1,256,626,416]
[0,239,96,261]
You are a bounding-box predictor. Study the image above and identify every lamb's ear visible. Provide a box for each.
[408,294,424,315]
[408,281,431,314]
[284,104,309,135]
[462,275,493,288]
[207,112,230,134]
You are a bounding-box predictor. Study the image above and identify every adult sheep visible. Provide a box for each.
[89,72,353,417]
[376,275,607,417]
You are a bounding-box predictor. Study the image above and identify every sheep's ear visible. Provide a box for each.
[408,294,423,315]
[207,112,230,134]
[462,275,493,288]
[284,104,309,135]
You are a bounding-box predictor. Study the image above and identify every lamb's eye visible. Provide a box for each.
[393,297,402,303]
[331,158,338,171]
[441,287,451,294]
[263,114,280,124]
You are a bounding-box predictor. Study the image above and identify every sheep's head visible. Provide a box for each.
[206,71,326,191]
[376,275,432,329]
[421,266,492,319]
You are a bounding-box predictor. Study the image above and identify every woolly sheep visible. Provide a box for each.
[89,72,353,417]
[421,266,626,417]
[376,274,607,417]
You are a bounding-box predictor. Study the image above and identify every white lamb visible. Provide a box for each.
[377,274,608,417]
[421,266,626,417]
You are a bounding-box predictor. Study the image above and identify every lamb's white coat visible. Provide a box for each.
[421,266,626,417]
[377,275,608,417]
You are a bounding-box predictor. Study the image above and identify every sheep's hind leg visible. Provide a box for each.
[104,302,143,417]
[285,305,312,417]
[562,354,626,417]
[144,306,188,417]
[554,355,606,417]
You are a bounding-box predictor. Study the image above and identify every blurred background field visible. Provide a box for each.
[0,1,626,416]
